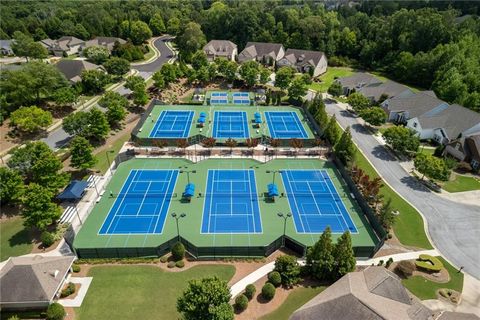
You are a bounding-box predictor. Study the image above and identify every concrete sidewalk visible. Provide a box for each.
[58,276,93,308]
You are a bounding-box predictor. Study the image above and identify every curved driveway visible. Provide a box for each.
[325,102,480,279]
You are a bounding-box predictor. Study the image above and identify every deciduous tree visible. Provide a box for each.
[382,126,420,156]
[83,45,110,64]
[10,106,52,133]
[0,167,25,205]
[359,107,387,127]
[130,21,153,45]
[273,255,301,287]
[275,67,295,90]
[69,136,97,170]
[347,92,370,112]
[21,183,62,230]
[103,57,130,76]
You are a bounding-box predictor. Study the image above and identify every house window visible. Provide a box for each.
[413,122,417,128]
[471,160,479,170]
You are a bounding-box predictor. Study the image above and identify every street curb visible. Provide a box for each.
[130,37,161,66]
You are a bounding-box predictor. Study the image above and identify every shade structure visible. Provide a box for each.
[200,112,207,117]
[183,183,195,197]
[198,117,206,123]
[267,183,279,197]
[254,117,262,124]
[57,180,88,201]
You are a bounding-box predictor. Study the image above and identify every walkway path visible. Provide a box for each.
[58,276,93,308]
[323,101,480,279]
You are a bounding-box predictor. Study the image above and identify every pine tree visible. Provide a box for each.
[306,226,335,281]
[323,115,341,145]
[333,231,356,279]
[334,127,356,165]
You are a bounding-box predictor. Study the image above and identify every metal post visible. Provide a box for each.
[106,150,114,174]
[171,213,186,241]
[278,212,291,247]
[91,175,100,197]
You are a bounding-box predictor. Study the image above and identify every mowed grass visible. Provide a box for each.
[0,216,33,261]
[352,139,432,249]
[76,265,235,320]
[402,256,463,300]
[259,286,326,320]
[441,173,480,193]
[308,67,353,92]
[93,131,131,174]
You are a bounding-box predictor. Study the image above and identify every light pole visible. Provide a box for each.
[180,169,196,184]
[266,170,283,185]
[90,175,100,197]
[171,212,186,241]
[105,150,115,174]
[277,212,292,247]
[74,202,83,225]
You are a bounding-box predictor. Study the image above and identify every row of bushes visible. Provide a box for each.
[75,257,160,264]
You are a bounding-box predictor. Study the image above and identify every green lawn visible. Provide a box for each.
[0,216,33,261]
[419,147,435,156]
[441,174,480,193]
[93,131,131,174]
[308,67,354,92]
[352,138,432,249]
[76,265,235,320]
[259,285,326,320]
[402,256,463,300]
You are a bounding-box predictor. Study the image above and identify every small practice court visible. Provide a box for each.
[201,170,262,233]
[212,111,249,139]
[281,170,357,233]
[265,111,308,139]
[210,91,229,104]
[99,170,178,235]
[149,110,194,138]
[232,92,250,105]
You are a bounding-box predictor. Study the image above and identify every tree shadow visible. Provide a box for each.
[8,226,33,248]
[350,123,370,136]
[339,109,357,119]
[400,176,431,193]
[371,145,397,162]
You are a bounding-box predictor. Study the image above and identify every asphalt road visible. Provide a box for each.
[325,102,480,279]
[41,36,175,150]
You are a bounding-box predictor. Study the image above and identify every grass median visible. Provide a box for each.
[0,216,33,261]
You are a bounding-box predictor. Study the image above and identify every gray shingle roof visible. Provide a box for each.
[203,40,237,57]
[0,255,75,304]
[290,266,436,320]
[55,59,102,82]
[239,42,284,61]
[336,72,382,90]
[359,80,414,101]
[281,49,326,68]
[417,104,480,140]
[437,311,480,320]
[384,91,447,118]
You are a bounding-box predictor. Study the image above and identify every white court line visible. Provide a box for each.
[283,170,307,233]
[135,181,152,217]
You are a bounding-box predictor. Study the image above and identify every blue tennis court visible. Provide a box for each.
[265,111,308,138]
[201,170,262,233]
[232,92,250,105]
[99,170,178,235]
[212,111,249,138]
[149,110,194,138]
[281,170,357,233]
[210,91,229,104]
[211,92,228,97]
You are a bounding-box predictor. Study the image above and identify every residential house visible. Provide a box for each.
[84,36,126,53]
[203,40,237,61]
[406,103,480,145]
[381,91,448,123]
[39,36,85,57]
[335,72,382,96]
[0,39,14,56]
[55,59,105,83]
[290,266,479,320]
[358,80,414,103]
[0,255,76,310]
[444,133,480,170]
[238,42,285,65]
[277,49,328,77]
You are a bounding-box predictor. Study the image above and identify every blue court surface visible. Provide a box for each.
[281,170,357,233]
[232,92,250,105]
[212,111,249,138]
[210,92,229,104]
[149,110,194,138]
[99,170,179,235]
[265,111,308,139]
[202,170,262,233]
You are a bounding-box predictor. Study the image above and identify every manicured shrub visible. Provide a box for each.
[7,316,20,320]
[160,255,168,263]
[261,282,276,301]
[268,271,282,287]
[396,260,416,277]
[415,255,443,272]
[176,260,185,268]
[41,231,55,247]
[46,302,66,320]
[167,261,176,268]
[377,260,384,266]
[234,294,248,312]
[171,241,185,261]
[273,255,301,287]
[60,282,76,298]
[386,258,394,268]
[244,284,256,300]
[72,264,81,273]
